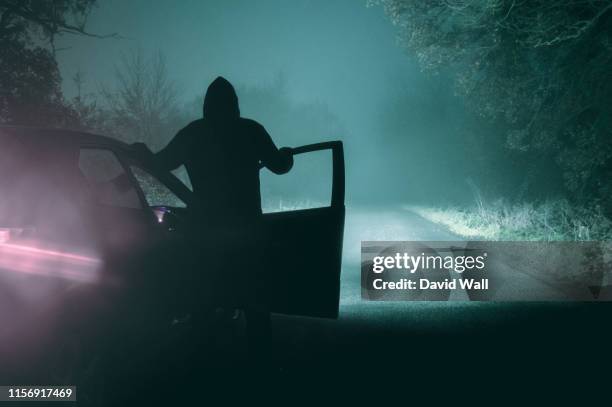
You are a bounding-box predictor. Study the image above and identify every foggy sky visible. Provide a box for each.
[57,0,415,132]
[55,0,472,205]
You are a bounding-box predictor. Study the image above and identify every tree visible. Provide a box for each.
[100,50,181,149]
[375,0,612,210]
[0,0,106,126]
[0,34,68,125]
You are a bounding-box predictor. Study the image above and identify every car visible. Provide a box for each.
[0,125,345,387]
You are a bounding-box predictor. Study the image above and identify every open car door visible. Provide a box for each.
[263,141,345,319]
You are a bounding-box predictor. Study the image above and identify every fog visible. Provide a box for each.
[55,0,485,207]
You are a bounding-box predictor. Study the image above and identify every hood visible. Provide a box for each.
[203,76,240,121]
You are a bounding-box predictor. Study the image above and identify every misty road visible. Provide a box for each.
[328,207,575,330]
[336,206,483,333]
[270,206,609,379]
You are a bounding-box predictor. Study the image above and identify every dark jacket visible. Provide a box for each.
[155,77,292,221]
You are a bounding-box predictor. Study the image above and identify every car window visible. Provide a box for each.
[130,166,186,208]
[78,148,142,209]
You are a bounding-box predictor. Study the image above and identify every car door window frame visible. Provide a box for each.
[264,141,345,213]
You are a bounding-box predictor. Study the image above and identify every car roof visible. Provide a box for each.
[0,125,132,152]
[0,125,197,208]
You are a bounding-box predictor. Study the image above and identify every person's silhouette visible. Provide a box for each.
[153,76,293,366]
[156,76,293,222]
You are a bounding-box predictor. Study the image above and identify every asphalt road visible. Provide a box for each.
[341,206,562,311]
[2,206,607,402]
[268,206,611,389]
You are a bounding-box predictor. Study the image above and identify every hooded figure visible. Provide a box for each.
[155,76,293,222]
[202,76,240,121]
[153,76,293,362]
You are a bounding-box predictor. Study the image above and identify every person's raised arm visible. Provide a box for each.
[256,123,293,174]
[154,127,190,171]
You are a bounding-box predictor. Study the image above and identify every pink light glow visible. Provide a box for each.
[0,242,101,283]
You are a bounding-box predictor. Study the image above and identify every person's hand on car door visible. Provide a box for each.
[279,147,294,171]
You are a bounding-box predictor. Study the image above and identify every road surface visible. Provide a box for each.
[338,206,574,321]
[270,206,611,380]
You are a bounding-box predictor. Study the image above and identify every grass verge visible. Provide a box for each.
[408,199,612,241]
